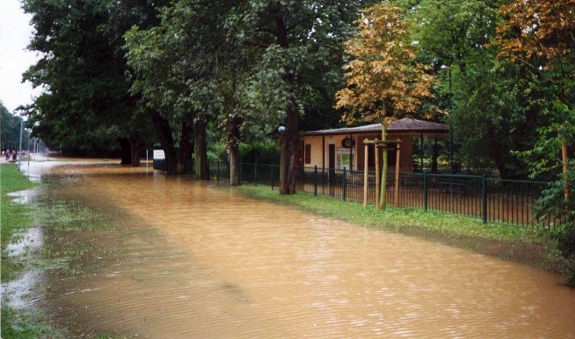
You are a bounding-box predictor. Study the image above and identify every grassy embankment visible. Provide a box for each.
[1,163,63,337]
[1,164,40,279]
[1,164,122,338]
[237,184,561,273]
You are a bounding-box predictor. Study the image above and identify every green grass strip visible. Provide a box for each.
[0,164,61,337]
[237,185,543,242]
[1,164,40,278]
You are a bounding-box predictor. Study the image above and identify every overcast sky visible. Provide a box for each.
[1,0,42,113]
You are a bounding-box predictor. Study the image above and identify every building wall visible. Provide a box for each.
[398,136,413,172]
[303,133,415,172]
[303,135,325,168]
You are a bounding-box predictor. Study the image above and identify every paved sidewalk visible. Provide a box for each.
[1,152,27,164]
[1,156,16,164]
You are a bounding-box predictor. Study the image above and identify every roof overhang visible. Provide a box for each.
[303,118,449,137]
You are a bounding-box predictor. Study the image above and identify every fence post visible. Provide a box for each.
[343,167,347,201]
[322,167,326,195]
[423,171,428,212]
[314,165,318,196]
[482,174,487,224]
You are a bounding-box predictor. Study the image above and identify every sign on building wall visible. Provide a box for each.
[337,147,353,170]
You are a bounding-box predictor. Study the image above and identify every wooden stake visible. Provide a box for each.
[375,139,380,210]
[363,141,369,208]
[394,141,400,207]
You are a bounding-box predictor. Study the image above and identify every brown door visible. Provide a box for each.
[328,144,335,169]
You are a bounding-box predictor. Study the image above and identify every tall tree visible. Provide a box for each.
[125,0,243,177]
[335,2,436,208]
[494,0,575,198]
[23,0,159,163]
[233,0,374,194]
[414,0,513,175]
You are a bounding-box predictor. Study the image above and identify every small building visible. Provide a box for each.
[301,118,449,172]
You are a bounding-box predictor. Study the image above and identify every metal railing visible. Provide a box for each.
[203,160,552,227]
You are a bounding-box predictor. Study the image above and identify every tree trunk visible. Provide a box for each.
[379,123,388,209]
[118,138,131,165]
[129,134,144,167]
[279,98,299,194]
[229,145,240,185]
[180,121,194,174]
[130,147,141,167]
[227,114,243,186]
[150,109,178,175]
[275,15,300,195]
[193,118,210,180]
[487,124,518,180]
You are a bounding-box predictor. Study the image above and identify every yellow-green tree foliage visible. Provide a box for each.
[335,2,436,208]
[494,0,574,70]
[335,3,436,127]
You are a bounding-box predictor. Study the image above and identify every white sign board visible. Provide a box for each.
[153,149,165,160]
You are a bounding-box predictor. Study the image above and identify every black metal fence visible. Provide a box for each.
[201,160,552,227]
[293,166,551,227]
[208,161,281,188]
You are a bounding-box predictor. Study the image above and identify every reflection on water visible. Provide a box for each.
[18,161,575,337]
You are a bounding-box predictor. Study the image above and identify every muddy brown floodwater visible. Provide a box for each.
[12,161,575,337]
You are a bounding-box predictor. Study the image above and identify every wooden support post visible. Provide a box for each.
[375,140,380,210]
[395,141,400,207]
[363,138,402,210]
[363,140,369,208]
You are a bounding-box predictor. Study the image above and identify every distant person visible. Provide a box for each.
[5,150,11,160]
[12,151,17,161]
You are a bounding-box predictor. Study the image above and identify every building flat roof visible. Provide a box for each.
[304,118,448,136]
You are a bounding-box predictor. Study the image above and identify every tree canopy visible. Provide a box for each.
[22,0,160,161]
[18,0,574,187]
[123,0,374,188]
[1,103,25,153]
[336,3,436,126]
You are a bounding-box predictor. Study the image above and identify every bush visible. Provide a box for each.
[239,140,280,164]
[534,162,575,285]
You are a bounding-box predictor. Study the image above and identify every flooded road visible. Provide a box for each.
[16,161,575,337]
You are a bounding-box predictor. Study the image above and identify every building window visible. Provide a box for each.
[304,144,311,164]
